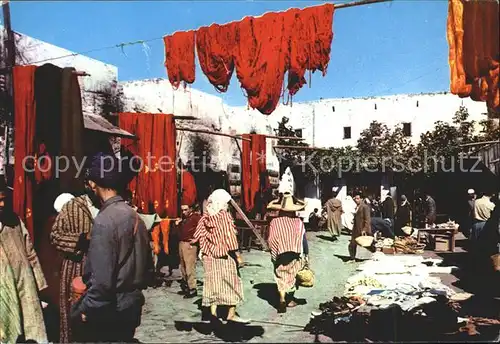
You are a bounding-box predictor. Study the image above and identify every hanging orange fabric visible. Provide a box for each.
[447,0,471,97]
[196,23,237,92]
[180,170,197,206]
[164,31,196,89]
[13,66,37,239]
[151,220,171,255]
[447,0,499,109]
[119,113,178,218]
[241,134,267,212]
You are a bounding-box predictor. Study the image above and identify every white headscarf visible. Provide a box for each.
[278,167,294,194]
[53,193,75,213]
[206,189,232,216]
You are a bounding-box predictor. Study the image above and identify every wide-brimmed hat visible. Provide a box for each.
[267,192,306,212]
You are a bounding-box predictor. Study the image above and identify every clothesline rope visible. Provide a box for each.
[5,0,391,68]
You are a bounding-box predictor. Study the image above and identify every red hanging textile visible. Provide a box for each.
[119,113,178,218]
[234,12,289,115]
[196,22,237,92]
[13,66,37,239]
[241,134,267,212]
[164,31,196,89]
[180,170,197,206]
[287,4,335,96]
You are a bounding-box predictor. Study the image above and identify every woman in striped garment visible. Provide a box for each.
[192,189,249,324]
[267,192,309,313]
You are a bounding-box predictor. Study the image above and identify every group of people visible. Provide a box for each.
[1,152,314,343]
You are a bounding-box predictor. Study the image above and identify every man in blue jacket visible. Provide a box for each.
[72,153,150,342]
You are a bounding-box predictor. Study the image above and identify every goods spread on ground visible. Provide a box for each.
[304,253,500,341]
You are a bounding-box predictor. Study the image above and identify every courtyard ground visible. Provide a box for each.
[136,232,362,343]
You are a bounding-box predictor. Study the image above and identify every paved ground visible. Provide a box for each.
[136,232,366,343]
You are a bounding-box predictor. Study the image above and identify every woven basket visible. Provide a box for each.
[296,266,315,288]
[402,226,413,236]
[355,233,374,247]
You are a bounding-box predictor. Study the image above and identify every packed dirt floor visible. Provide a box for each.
[136,231,500,343]
[136,232,362,343]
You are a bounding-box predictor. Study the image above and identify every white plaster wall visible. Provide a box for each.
[1,27,118,116]
[121,77,489,174]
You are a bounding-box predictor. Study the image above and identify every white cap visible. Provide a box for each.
[54,193,75,213]
[467,189,475,195]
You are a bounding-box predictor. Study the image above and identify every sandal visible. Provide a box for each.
[287,300,298,308]
[226,315,251,324]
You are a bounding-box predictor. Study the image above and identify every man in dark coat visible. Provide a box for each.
[349,191,372,261]
[72,153,150,342]
[381,194,395,229]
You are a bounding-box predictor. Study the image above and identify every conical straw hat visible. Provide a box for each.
[267,192,306,212]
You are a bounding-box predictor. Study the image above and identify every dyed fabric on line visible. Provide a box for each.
[164,31,196,89]
[201,256,244,307]
[164,4,334,115]
[151,220,171,255]
[268,217,305,261]
[13,66,37,239]
[119,113,178,217]
[274,258,302,294]
[447,0,499,110]
[241,134,267,212]
[196,23,237,92]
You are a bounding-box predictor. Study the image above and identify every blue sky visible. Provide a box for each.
[9,0,450,106]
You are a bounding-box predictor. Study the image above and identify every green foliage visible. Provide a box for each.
[273,106,496,178]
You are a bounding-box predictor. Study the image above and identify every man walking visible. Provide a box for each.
[176,203,201,298]
[72,153,150,342]
[348,191,372,261]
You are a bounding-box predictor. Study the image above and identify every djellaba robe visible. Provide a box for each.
[0,216,48,343]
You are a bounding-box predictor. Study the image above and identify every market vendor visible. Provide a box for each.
[371,217,394,239]
[267,192,309,314]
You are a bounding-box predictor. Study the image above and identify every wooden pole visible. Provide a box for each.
[334,0,392,9]
[177,127,251,141]
[2,0,14,167]
[230,199,269,251]
[262,135,305,141]
[273,145,331,151]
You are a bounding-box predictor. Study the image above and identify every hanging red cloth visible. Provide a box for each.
[287,4,334,96]
[164,31,196,89]
[119,113,178,218]
[234,12,289,115]
[180,170,197,206]
[241,134,267,212]
[13,66,37,238]
[196,23,237,92]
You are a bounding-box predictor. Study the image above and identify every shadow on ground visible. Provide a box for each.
[174,320,265,342]
[316,234,338,242]
[253,283,279,310]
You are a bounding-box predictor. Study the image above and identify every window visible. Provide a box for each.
[295,129,303,138]
[403,122,412,137]
[343,126,351,139]
[332,106,335,112]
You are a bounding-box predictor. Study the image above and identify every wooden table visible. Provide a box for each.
[236,219,269,251]
[417,227,456,252]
